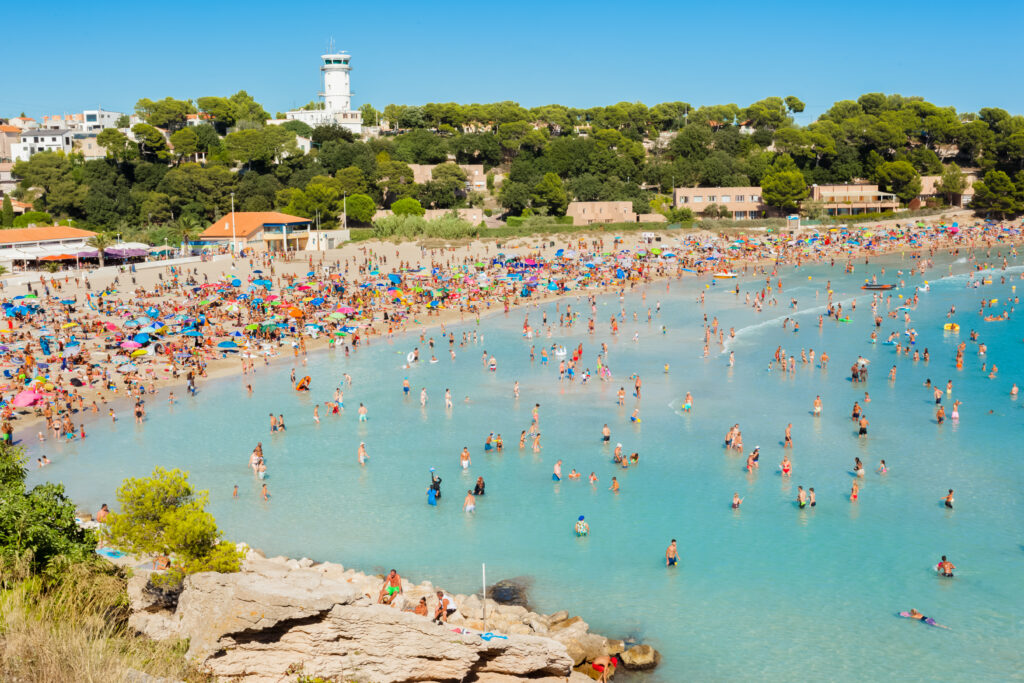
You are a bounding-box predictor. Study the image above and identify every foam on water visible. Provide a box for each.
[26,252,1024,681]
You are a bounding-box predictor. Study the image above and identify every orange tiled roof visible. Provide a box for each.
[0,226,97,244]
[200,212,312,240]
[0,125,20,133]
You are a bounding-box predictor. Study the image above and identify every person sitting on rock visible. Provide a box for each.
[433,590,458,624]
[378,569,403,605]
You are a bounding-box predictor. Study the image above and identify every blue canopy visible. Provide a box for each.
[388,273,402,285]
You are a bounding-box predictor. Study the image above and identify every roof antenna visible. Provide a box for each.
[328,37,335,54]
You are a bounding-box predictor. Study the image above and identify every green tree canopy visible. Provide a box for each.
[13,211,53,227]
[971,170,1019,217]
[935,163,967,203]
[390,196,425,216]
[1,196,13,227]
[875,160,922,202]
[343,193,376,223]
[106,467,241,578]
[761,169,808,211]
[169,128,198,164]
[132,124,171,162]
[134,97,195,131]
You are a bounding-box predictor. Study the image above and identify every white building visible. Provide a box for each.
[284,50,363,135]
[11,130,73,161]
[40,108,123,133]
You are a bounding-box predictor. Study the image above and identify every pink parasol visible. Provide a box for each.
[12,390,43,407]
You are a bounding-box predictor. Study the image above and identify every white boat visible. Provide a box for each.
[713,272,738,279]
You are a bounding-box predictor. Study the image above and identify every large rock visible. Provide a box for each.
[620,644,661,670]
[138,566,574,683]
[487,577,531,608]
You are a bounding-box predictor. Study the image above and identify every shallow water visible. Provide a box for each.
[29,250,1024,681]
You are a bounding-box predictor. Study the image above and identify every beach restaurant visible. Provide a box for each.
[199,212,314,253]
[0,226,98,268]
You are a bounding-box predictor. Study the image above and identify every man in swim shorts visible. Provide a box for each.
[463,490,476,513]
[936,555,955,577]
[666,539,678,566]
[378,569,403,605]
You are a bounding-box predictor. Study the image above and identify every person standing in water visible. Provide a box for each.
[463,490,476,513]
[944,489,954,509]
[666,539,679,566]
[731,493,743,509]
[797,486,807,508]
[553,460,562,481]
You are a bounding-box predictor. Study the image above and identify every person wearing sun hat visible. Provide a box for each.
[574,515,589,536]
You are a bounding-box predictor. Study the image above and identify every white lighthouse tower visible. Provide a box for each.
[320,52,352,112]
[284,46,363,135]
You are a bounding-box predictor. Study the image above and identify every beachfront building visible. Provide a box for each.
[566,201,634,226]
[915,173,976,208]
[200,211,315,253]
[0,226,97,268]
[282,49,363,135]
[673,186,768,219]
[806,183,899,216]
[10,130,73,162]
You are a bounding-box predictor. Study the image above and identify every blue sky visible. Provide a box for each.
[6,0,1022,123]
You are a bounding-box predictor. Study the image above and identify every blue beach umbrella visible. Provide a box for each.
[217,341,238,349]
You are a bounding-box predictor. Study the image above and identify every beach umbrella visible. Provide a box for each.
[133,333,150,344]
[12,390,43,407]
[130,349,149,357]
[117,363,137,373]
[120,341,142,349]
[217,341,238,349]
[183,330,202,337]
[244,323,259,330]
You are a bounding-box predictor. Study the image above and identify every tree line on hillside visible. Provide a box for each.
[9,93,1024,241]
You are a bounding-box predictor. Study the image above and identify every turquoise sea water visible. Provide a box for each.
[28,251,1024,681]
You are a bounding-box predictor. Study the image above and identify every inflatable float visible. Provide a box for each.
[295,376,311,391]
[861,284,895,290]
[943,323,959,331]
[713,272,738,279]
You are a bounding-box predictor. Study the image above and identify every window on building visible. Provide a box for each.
[751,195,760,202]
[707,195,716,202]
[735,195,745,202]
[680,196,689,204]
[721,195,731,203]
[693,196,703,203]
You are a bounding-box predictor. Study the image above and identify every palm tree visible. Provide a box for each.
[87,232,114,268]
[176,215,202,255]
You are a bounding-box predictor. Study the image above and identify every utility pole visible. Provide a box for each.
[230,192,237,255]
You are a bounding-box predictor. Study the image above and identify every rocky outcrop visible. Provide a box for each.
[128,549,658,682]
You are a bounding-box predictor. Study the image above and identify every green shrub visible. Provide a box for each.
[0,441,97,585]
[12,211,53,228]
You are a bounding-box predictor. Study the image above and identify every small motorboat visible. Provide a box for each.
[860,284,895,290]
